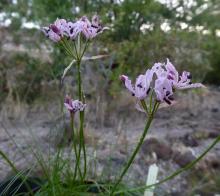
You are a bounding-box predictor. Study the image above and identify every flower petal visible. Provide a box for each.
[177,83,205,89]
[120,75,135,95]
[165,58,179,84]
[64,103,73,111]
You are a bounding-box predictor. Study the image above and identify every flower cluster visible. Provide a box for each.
[120,59,205,105]
[42,15,107,42]
[64,95,86,114]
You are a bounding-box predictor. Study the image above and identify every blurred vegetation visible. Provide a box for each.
[0,0,220,102]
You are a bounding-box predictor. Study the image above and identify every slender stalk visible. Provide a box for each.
[79,40,89,60]
[60,40,75,58]
[63,38,77,59]
[77,62,82,101]
[110,102,160,195]
[75,35,88,180]
[80,109,87,179]
[140,100,149,115]
[70,113,82,180]
[77,33,81,55]
[81,100,87,179]
[78,41,88,180]
[73,41,79,60]
[70,113,78,180]
[116,134,220,194]
[76,59,87,181]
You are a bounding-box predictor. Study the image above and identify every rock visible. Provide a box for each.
[173,150,196,167]
[208,131,219,138]
[182,133,199,147]
[98,149,126,165]
[141,138,173,160]
[211,108,218,113]
[198,154,220,171]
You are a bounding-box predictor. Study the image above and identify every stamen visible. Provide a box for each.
[119,75,126,83]
[166,91,170,96]
[91,24,98,29]
[137,84,143,88]
[170,71,175,75]
[168,96,174,101]
[167,75,174,80]
[164,98,171,105]
[50,24,60,34]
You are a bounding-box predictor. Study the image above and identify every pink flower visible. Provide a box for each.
[67,20,84,39]
[120,69,153,100]
[54,19,69,36]
[64,96,86,113]
[120,59,205,108]
[42,15,108,42]
[152,62,167,78]
[153,59,205,90]
[42,27,61,42]
[154,76,174,104]
[175,71,204,89]
[42,18,68,42]
[79,15,108,39]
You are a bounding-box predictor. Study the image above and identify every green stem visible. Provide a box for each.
[73,60,84,182]
[77,36,88,180]
[110,102,160,195]
[140,100,149,114]
[61,40,75,58]
[81,80,87,180]
[79,40,89,60]
[116,134,220,194]
[76,59,87,181]
[77,62,82,101]
[80,110,87,179]
[70,113,82,180]
[77,33,81,56]
[70,34,88,182]
[73,41,79,60]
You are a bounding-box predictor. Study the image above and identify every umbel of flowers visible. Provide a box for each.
[120,58,204,107]
[42,15,107,42]
[42,14,220,196]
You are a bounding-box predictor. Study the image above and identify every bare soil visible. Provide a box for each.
[0,86,220,195]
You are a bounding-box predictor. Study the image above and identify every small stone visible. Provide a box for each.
[208,131,219,138]
[141,138,173,160]
[182,134,199,147]
[199,154,220,170]
[211,108,218,113]
[173,150,196,167]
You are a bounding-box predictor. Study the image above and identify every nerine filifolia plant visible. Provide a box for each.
[110,59,205,194]
[109,59,220,195]
[42,15,108,183]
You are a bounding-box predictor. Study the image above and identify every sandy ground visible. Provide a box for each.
[0,86,220,195]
